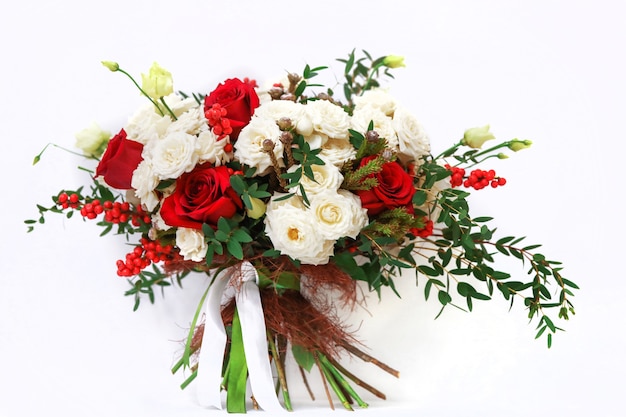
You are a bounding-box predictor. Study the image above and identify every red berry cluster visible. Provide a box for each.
[101,201,150,226]
[410,218,434,238]
[57,192,150,226]
[56,192,81,209]
[205,103,233,139]
[116,237,183,277]
[80,200,105,219]
[445,165,506,190]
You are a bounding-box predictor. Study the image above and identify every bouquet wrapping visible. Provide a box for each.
[28,50,577,412]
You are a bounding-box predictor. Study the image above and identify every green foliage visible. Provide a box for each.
[337,49,399,112]
[125,265,189,311]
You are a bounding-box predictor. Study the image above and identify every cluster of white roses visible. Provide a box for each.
[238,88,431,265]
[128,95,231,212]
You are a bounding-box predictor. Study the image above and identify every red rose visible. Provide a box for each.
[160,164,243,230]
[204,78,260,140]
[356,156,416,216]
[95,129,144,190]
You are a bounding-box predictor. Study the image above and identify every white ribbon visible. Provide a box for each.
[196,261,284,412]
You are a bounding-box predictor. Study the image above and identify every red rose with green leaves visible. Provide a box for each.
[95,129,143,190]
[160,164,243,229]
[204,78,259,141]
[356,156,416,216]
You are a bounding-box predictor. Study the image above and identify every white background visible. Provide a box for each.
[1,1,624,416]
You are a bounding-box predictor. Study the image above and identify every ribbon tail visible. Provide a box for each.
[238,261,285,412]
[195,269,231,409]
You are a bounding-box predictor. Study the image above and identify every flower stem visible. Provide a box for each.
[318,354,368,408]
[298,365,316,401]
[267,331,293,411]
[315,353,353,411]
[159,96,178,120]
[327,356,386,400]
[341,343,400,378]
[116,67,165,117]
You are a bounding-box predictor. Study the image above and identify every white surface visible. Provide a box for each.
[1,1,624,416]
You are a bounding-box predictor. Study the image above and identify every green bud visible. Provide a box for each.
[101,60,119,72]
[497,153,509,159]
[462,125,495,149]
[246,197,266,219]
[141,62,174,99]
[507,139,533,152]
[383,55,405,68]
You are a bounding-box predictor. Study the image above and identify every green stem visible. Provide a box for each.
[159,96,178,120]
[318,354,368,408]
[315,353,353,411]
[471,141,511,159]
[180,370,198,390]
[362,62,384,92]
[462,153,501,169]
[433,140,464,160]
[32,143,97,165]
[116,68,165,117]
[267,331,293,411]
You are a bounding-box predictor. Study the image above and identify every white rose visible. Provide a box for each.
[306,99,350,139]
[131,160,160,211]
[264,198,333,265]
[125,103,172,145]
[254,100,314,136]
[309,190,368,240]
[319,138,357,167]
[392,107,431,163]
[151,210,171,232]
[162,93,198,118]
[302,132,327,149]
[196,130,231,166]
[166,106,207,136]
[353,88,397,116]
[176,227,207,262]
[150,131,199,179]
[287,157,343,196]
[351,105,398,149]
[234,117,283,174]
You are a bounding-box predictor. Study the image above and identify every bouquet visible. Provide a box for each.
[27,50,577,413]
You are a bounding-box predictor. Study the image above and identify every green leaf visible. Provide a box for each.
[292,345,315,372]
[413,190,427,206]
[438,290,452,306]
[226,309,248,413]
[226,239,244,260]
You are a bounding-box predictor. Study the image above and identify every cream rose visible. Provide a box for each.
[149,131,199,179]
[264,198,334,265]
[392,107,431,163]
[320,138,357,167]
[351,105,398,149]
[125,103,171,145]
[253,100,314,136]
[306,99,350,139]
[234,117,284,174]
[166,106,207,136]
[131,160,160,211]
[176,227,207,262]
[353,88,397,116]
[287,157,343,196]
[309,190,368,240]
[196,130,231,166]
